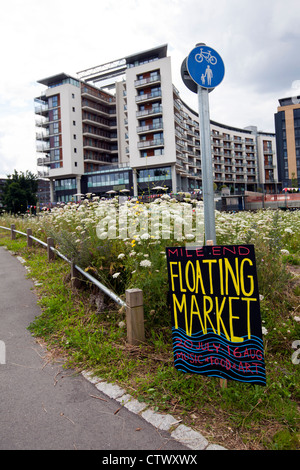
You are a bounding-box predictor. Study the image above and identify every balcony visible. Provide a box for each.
[37,169,49,177]
[82,114,112,130]
[36,130,49,141]
[82,100,115,117]
[84,154,114,165]
[136,105,163,118]
[82,127,113,142]
[134,74,161,88]
[136,90,162,103]
[36,143,50,153]
[83,141,114,153]
[137,120,163,134]
[34,104,49,116]
[264,163,275,169]
[81,86,116,105]
[137,138,164,149]
[37,157,50,166]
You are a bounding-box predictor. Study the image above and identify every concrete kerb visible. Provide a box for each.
[81,370,227,451]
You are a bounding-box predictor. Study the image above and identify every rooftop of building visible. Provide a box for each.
[76,44,168,84]
[278,96,300,107]
[37,73,79,87]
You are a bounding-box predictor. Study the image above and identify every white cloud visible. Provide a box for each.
[0,0,300,174]
[0,111,36,177]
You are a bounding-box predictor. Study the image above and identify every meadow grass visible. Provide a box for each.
[0,201,299,450]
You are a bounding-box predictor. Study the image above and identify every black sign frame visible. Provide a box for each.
[166,245,266,386]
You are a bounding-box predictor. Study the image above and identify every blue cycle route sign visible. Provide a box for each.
[187,45,225,90]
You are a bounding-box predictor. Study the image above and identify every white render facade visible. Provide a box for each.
[34,45,278,203]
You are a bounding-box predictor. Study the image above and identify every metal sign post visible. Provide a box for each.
[198,86,216,244]
[182,43,225,245]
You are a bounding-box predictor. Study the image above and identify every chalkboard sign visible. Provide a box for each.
[166,245,266,386]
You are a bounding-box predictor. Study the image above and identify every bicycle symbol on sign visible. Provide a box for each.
[195,48,217,65]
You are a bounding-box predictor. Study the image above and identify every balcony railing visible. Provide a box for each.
[137,121,163,133]
[136,105,163,118]
[35,104,49,114]
[36,143,50,152]
[135,90,162,103]
[134,74,161,87]
[37,157,50,166]
[137,138,164,149]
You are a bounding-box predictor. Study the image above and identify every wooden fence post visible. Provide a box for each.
[11,224,16,240]
[70,262,82,289]
[27,228,32,247]
[47,237,55,262]
[125,288,145,346]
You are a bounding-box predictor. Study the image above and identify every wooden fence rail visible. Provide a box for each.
[0,224,145,345]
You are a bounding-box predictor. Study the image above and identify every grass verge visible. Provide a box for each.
[0,233,299,450]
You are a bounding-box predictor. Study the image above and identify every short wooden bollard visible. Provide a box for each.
[126,288,145,346]
[11,224,16,240]
[70,262,82,289]
[27,228,33,247]
[47,237,55,262]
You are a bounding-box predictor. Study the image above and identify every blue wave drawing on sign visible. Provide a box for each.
[172,327,266,385]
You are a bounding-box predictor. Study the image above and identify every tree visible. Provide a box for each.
[291,172,298,189]
[3,170,38,214]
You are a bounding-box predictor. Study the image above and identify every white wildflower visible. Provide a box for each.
[140,232,150,240]
[140,259,152,268]
[117,253,125,259]
[98,232,108,240]
[262,326,268,335]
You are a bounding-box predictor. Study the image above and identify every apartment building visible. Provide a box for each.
[35,45,278,203]
[256,132,279,192]
[275,96,300,188]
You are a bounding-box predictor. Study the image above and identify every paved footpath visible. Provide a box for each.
[0,246,224,452]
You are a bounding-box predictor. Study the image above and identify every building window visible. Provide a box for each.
[54,178,76,190]
[50,162,61,169]
[48,95,58,108]
[53,135,60,147]
[50,108,59,121]
[52,149,61,161]
[53,122,59,134]
[72,107,75,112]
[137,166,171,182]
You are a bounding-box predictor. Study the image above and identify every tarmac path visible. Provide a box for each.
[0,246,190,451]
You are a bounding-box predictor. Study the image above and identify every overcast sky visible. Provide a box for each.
[0,0,300,177]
